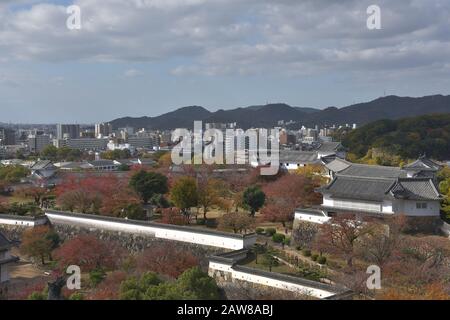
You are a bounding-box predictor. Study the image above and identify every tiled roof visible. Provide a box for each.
[31,160,54,170]
[324,158,351,173]
[317,142,342,153]
[279,151,319,164]
[317,176,395,202]
[403,157,442,171]
[338,163,406,179]
[391,178,441,201]
[318,175,441,202]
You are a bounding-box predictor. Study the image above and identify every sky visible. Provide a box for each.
[0,0,450,123]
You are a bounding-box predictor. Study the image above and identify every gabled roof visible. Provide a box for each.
[31,160,55,170]
[403,156,442,172]
[318,175,441,202]
[338,163,406,179]
[279,151,319,164]
[390,178,441,201]
[87,160,118,167]
[317,142,342,153]
[317,175,395,202]
[324,158,351,173]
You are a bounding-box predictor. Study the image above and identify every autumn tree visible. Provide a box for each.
[129,170,168,204]
[15,186,49,207]
[218,212,255,234]
[160,207,189,225]
[261,174,322,232]
[197,178,221,221]
[170,176,198,219]
[136,243,199,278]
[21,226,60,265]
[53,235,125,272]
[242,185,265,216]
[315,214,374,268]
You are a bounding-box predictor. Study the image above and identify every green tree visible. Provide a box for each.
[129,170,168,204]
[242,185,266,216]
[260,253,279,272]
[176,267,220,300]
[170,176,198,218]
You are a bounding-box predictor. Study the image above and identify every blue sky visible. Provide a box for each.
[1,0,450,123]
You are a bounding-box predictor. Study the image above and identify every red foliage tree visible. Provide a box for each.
[87,271,128,300]
[136,243,199,278]
[261,174,322,230]
[159,207,189,225]
[53,235,125,272]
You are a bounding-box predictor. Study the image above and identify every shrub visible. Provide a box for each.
[283,237,291,246]
[302,249,311,257]
[311,254,319,261]
[28,292,46,300]
[256,228,265,235]
[196,218,206,225]
[89,268,107,287]
[317,256,327,265]
[265,228,276,236]
[272,233,285,243]
[69,292,84,300]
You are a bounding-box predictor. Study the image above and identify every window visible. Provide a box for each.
[416,202,428,209]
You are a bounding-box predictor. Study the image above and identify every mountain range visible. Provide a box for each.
[109,94,450,130]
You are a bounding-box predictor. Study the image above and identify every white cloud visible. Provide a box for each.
[124,68,144,77]
[0,0,449,78]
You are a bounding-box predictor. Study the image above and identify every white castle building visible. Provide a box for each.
[296,156,443,223]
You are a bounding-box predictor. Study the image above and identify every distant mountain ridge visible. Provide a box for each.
[109,94,450,130]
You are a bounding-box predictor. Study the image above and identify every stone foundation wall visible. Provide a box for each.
[210,269,315,300]
[52,224,226,270]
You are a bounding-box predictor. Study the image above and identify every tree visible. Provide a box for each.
[260,253,279,272]
[21,226,59,265]
[242,185,265,216]
[261,174,322,231]
[314,214,374,268]
[15,186,49,207]
[170,176,198,219]
[58,189,102,214]
[129,170,168,204]
[120,272,162,300]
[197,178,221,221]
[0,165,29,183]
[218,212,255,234]
[160,207,189,225]
[136,243,199,278]
[176,267,220,300]
[53,235,125,272]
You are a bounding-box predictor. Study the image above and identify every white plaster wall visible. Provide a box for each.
[0,218,34,227]
[45,213,255,250]
[381,201,394,214]
[294,212,330,224]
[396,200,440,217]
[209,261,337,299]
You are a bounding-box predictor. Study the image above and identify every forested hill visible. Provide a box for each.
[342,113,450,161]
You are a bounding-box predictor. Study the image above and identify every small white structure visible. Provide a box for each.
[294,209,331,224]
[0,215,48,227]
